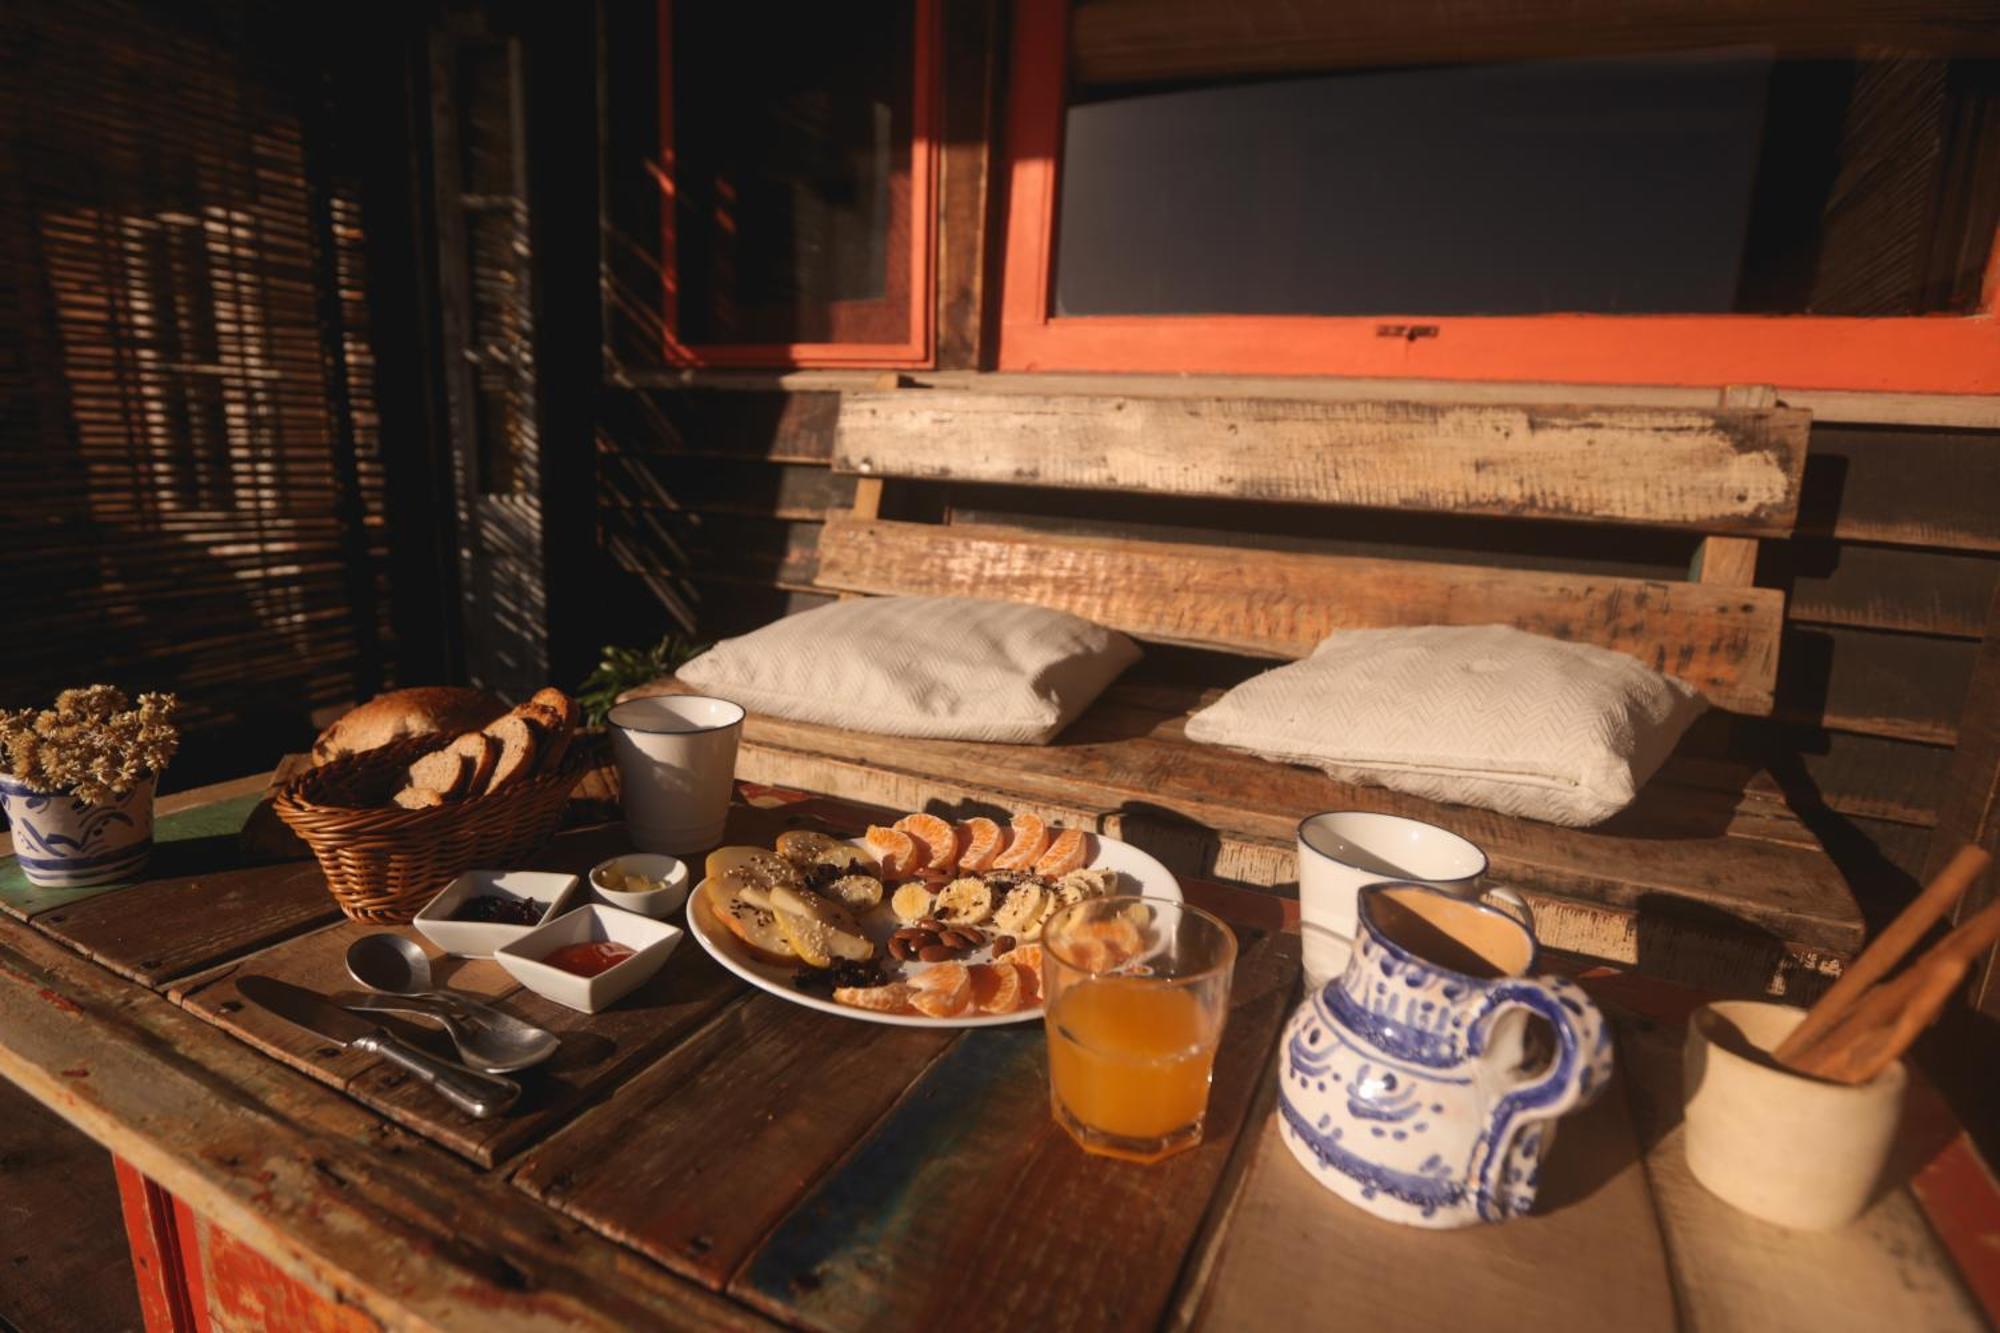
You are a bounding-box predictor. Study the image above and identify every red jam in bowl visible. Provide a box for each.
[541,940,635,978]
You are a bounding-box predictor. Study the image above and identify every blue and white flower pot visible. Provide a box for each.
[0,774,156,888]
[1277,881,1614,1228]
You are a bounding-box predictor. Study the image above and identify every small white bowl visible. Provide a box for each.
[413,870,582,958]
[586,853,690,919]
[494,904,682,1013]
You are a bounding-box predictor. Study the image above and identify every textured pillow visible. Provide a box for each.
[675,596,1140,744]
[1184,625,1706,827]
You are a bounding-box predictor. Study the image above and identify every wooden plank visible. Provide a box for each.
[1777,624,1979,746]
[1782,542,2000,638]
[511,996,955,1289]
[0,789,266,921]
[606,388,842,463]
[1925,580,2000,1014]
[1188,1072,1676,1332]
[0,918,777,1332]
[816,515,1786,712]
[703,692,1862,955]
[1694,535,1759,586]
[1802,425,2000,554]
[732,930,1300,1331]
[31,859,339,989]
[1787,729,1953,828]
[1617,1011,1984,1330]
[834,392,1810,534]
[1069,0,2000,85]
[935,0,1000,369]
[614,368,2000,430]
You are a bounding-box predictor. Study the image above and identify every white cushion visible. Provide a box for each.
[1184,625,1705,827]
[675,596,1140,744]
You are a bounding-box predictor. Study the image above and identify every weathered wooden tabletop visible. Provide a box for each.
[0,775,1993,1332]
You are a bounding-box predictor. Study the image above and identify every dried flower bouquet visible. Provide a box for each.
[0,685,180,802]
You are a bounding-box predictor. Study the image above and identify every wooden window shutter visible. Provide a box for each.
[1,0,392,779]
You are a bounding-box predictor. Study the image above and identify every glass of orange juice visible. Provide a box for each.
[1042,895,1237,1163]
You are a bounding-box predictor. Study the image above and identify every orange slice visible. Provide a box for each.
[991,813,1051,870]
[864,826,927,878]
[834,982,913,1014]
[909,962,972,1018]
[1009,944,1045,1006]
[969,961,1024,1014]
[1033,828,1089,877]
[894,812,961,873]
[956,817,1004,871]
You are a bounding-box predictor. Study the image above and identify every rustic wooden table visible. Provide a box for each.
[0,775,1993,1332]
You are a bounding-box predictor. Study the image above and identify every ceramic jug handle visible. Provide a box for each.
[1467,976,1614,1222]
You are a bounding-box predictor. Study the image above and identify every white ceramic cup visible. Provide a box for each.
[1296,811,1526,984]
[608,695,746,854]
[1683,1000,1906,1231]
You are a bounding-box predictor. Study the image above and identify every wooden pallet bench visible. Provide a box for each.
[697,387,1863,994]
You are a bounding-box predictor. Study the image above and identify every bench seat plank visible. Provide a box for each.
[833,391,1809,533]
[816,516,1784,713]
[650,681,1862,974]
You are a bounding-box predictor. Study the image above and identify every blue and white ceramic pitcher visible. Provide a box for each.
[1277,882,1612,1228]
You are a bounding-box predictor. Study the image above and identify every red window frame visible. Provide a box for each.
[657,0,938,369]
[997,0,2000,393]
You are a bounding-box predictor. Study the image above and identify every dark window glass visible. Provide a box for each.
[670,1,916,345]
[1053,52,2000,318]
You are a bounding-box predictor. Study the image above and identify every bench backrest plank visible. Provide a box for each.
[816,515,1783,713]
[833,391,1810,534]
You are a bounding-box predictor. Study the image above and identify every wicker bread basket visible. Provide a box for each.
[275,736,584,923]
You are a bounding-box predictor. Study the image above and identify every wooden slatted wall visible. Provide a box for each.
[1,0,394,784]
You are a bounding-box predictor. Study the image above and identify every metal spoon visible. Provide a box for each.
[344,934,559,1073]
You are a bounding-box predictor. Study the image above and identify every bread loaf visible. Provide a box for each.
[312,687,507,765]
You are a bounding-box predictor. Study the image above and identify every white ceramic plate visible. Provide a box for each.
[686,832,1183,1028]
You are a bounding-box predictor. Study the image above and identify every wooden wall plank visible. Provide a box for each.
[1802,425,2000,553]
[816,516,1785,712]
[604,389,842,463]
[834,392,1810,534]
[1924,581,2000,1014]
[935,0,1000,369]
[1781,542,2000,638]
[1069,0,2000,85]
[1776,625,1979,746]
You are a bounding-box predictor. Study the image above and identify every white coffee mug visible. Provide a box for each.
[1295,811,1529,983]
[608,695,746,854]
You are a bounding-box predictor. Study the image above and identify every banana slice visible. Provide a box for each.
[706,845,803,890]
[934,876,994,925]
[770,885,873,961]
[890,881,938,924]
[822,872,884,912]
[992,884,1050,938]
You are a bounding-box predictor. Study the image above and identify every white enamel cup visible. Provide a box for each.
[608,695,746,854]
[1296,811,1528,984]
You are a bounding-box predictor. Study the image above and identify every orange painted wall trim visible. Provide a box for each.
[657,0,939,369]
[997,0,2000,394]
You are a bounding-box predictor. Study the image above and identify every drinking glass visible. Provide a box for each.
[1042,895,1237,1164]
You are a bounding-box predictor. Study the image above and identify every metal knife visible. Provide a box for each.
[238,976,521,1119]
